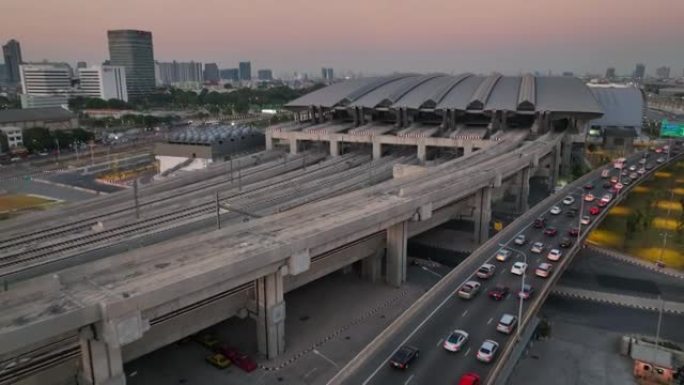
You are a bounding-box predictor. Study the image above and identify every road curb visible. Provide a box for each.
[586,243,684,280]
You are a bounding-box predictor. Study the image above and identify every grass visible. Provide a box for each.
[588,159,684,269]
[0,194,56,214]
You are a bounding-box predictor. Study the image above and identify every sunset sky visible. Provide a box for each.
[2,0,683,77]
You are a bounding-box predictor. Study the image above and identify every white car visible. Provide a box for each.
[547,248,562,261]
[514,234,526,245]
[476,263,496,279]
[601,193,613,203]
[476,340,499,363]
[443,329,469,352]
[584,194,595,202]
[629,172,638,179]
[580,216,591,225]
[628,165,637,171]
[601,169,611,178]
[550,205,562,215]
[562,196,575,205]
[535,262,553,278]
[457,281,481,299]
[495,249,512,262]
[510,261,528,275]
[496,314,518,334]
[657,157,665,164]
[637,168,646,175]
[530,242,544,254]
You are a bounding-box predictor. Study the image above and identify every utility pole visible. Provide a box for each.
[215,191,221,229]
[54,138,61,162]
[133,178,140,219]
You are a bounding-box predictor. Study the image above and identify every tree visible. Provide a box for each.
[22,127,54,152]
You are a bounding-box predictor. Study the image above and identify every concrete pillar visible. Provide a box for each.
[473,186,492,244]
[361,250,382,283]
[463,144,473,157]
[501,110,508,131]
[256,270,286,359]
[330,140,340,157]
[289,139,298,155]
[78,325,125,385]
[417,143,426,163]
[551,142,561,187]
[308,106,317,124]
[265,131,273,151]
[395,108,403,128]
[560,138,572,177]
[372,139,382,160]
[517,167,531,213]
[386,221,407,287]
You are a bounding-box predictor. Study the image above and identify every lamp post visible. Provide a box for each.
[577,192,585,244]
[501,243,527,342]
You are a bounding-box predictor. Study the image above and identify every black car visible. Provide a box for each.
[389,345,419,369]
[565,209,577,218]
[559,238,573,248]
[533,217,546,229]
[602,181,612,189]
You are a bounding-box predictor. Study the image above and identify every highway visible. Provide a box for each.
[338,145,682,385]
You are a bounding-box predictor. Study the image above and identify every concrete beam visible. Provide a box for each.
[79,324,125,385]
[361,251,383,284]
[518,167,531,213]
[265,131,273,151]
[289,139,298,155]
[386,221,407,287]
[256,270,285,359]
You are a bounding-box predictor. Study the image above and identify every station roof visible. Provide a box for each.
[588,85,644,128]
[286,73,603,115]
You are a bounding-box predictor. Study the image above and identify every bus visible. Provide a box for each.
[613,157,626,169]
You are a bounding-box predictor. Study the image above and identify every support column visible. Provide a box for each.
[372,139,382,160]
[463,144,473,157]
[256,270,286,359]
[78,325,125,385]
[330,140,340,157]
[362,250,383,283]
[417,143,426,163]
[289,139,298,155]
[517,167,531,213]
[386,221,407,287]
[560,138,572,177]
[551,142,561,187]
[265,131,273,150]
[473,186,492,244]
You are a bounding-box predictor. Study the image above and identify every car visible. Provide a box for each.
[443,330,469,352]
[601,169,611,178]
[559,238,573,248]
[584,193,595,202]
[496,314,518,334]
[602,181,612,189]
[622,177,632,185]
[544,227,558,237]
[457,373,481,385]
[637,168,646,175]
[530,242,544,254]
[597,199,607,208]
[568,227,579,237]
[514,234,527,245]
[562,196,575,205]
[511,261,528,275]
[518,284,535,299]
[565,208,577,217]
[535,262,553,278]
[206,353,231,369]
[589,206,601,215]
[621,169,629,176]
[533,217,546,228]
[495,248,512,262]
[547,248,562,260]
[550,205,562,215]
[580,216,591,225]
[488,285,510,301]
[645,163,654,170]
[638,158,647,165]
[601,193,613,203]
[476,340,499,363]
[389,345,419,369]
[583,183,594,190]
[628,165,637,171]
[610,176,619,184]
[657,157,665,164]
[476,263,496,279]
[218,345,257,372]
[194,333,220,349]
[458,281,482,299]
[629,172,638,179]
[655,147,663,154]
[614,183,624,191]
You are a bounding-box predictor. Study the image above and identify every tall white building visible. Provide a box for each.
[156,61,203,85]
[78,65,128,102]
[19,63,73,109]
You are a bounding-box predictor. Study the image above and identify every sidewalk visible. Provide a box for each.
[551,286,684,315]
[586,243,684,280]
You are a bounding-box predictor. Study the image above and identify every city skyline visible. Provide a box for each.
[1,0,684,77]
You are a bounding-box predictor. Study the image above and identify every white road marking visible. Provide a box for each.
[313,349,339,368]
[464,347,471,356]
[461,309,469,317]
[487,317,494,325]
[436,338,444,347]
[304,367,319,379]
[404,374,415,385]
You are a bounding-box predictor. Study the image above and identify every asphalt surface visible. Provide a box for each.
[343,150,675,385]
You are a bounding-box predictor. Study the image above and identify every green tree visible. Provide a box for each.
[22,127,54,152]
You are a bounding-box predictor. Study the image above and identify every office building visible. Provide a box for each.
[77,61,87,69]
[0,126,23,149]
[204,63,220,83]
[19,63,73,108]
[107,30,155,96]
[321,67,334,82]
[2,39,23,84]
[156,61,203,85]
[257,69,273,81]
[633,63,645,80]
[239,61,251,81]
[605,67,616,79]
[655,66,671,79]
[78,65,128,102]
[0,64,6,83]
[220,68,239,82]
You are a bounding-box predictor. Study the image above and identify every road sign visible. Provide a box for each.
[660,120,684,138]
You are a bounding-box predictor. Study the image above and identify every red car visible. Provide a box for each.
[589,206,601,215]
[488,285,510,301]
[218,345,257,372]
[458,373,481,385]
[543,227,558,236]
[597,199,607,208]
[568,227,579,237]
[583,183,594,190]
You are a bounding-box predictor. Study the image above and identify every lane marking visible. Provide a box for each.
[487,317,494,325]
[304,367,319,379]
[436,338,444,347]
[461,309,469,317]
[404,374,415,385]
[464,347,471,357]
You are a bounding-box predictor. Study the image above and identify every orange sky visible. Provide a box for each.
[2,0,683,76]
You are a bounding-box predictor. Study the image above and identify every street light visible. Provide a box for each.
[500,244,527,342]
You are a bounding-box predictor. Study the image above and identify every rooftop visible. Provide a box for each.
[0,107,75,124]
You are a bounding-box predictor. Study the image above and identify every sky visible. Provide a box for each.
[2,0,683,77]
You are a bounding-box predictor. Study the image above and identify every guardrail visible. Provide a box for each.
[487,150,684,385]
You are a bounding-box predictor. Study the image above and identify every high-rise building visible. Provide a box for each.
[107,30,155,97]
[326,68,334,81]
[321,67,327,80]
[220,68,239,82]
[19,63,73,108]
[655,66,670,79]
[77,61,87,69]
[2,39,23,84]
[78,65,128,102]
[605,67,616,79]
[204,63,220,83]
[239,61,251,81]
[156,61,203,85]
[633,63,645,80]
[257,69,273,81]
